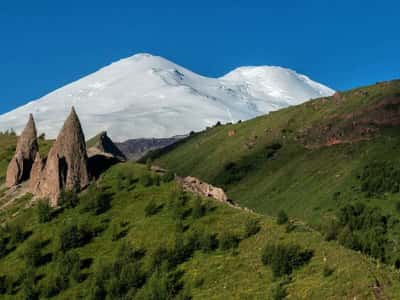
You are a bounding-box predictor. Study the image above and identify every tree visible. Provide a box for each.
[36,200,52,223]
[243,219,261,238]
[23,239,42,267]
[277,210,288,225]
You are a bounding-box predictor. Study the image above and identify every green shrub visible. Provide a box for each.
[162,171,175,183]
[261,244,313,277]
[139,174,154,187]
[22,239,42,267]
[57,251,82,284]
[0,275,7,295]
[323,265,335,277]
[185,230,214,253]
[359,161,400,196]
[19,268,38,300]
[58,190,79,208]
[137,267,185,300]
[8,223,25,245]
[285,222,296,233]
[89,242,146,300]
[36,200,52,223]
[0,235,7,258]
[145,200,161,217]
[41,274,65,298]
[271,283,287,300]
[59,223,93,252]
[336,203,388,260]
[323,219,340,241]
[191,198,205,219]
[219,232,240,250]
[396,201,400,213]
[83,189,112,215]
[277,210,289,225]
[243,219,261,238]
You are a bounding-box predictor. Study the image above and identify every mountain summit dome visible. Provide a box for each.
[0,53,334,141]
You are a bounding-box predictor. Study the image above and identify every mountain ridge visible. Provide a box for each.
[0,53,334,142]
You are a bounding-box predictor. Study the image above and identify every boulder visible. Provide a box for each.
[6,114,38,187]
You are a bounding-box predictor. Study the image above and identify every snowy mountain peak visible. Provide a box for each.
[0,54,334,142]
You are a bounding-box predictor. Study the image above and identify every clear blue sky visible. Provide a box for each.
[1,0,399,114]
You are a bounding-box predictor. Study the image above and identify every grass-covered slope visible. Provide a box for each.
[0,162,399,299]
[151,80,400,221]
[151,80,400,265]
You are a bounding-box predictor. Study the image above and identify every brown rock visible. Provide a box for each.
[33,107,90,206]
[177,176,229,203]
[228,130,236,137]
[87,131,126,178]
[87,131,126,161]
[6,114,38,187]
[29,153,46,192]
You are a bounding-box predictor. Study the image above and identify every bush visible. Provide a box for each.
[336,203,388,260]
[0,235,8,258]
[261,244,313,277]
[8,223,25,245]
[58,190,79,208]
[23,239,42,267]
[140,174,154,187]
[191,198,205,219]
[185,230,218,254]
[19,269,38,300]
[89,243,146,299]
[323,219,340,241]
[323,265,334,277]
[396,201,400,213]
[59,223,93,252]
[83,190,112,215]
[169,192,188,220]
[57,251,82,284]
[243,219,261,238]
[162,172,175,183]
[145,201,161,217]
[277,210,288,225]
[138,267,185,300]
[41,274,65,298]
[359,161,400,196]
[36,200,52,223]
[271,283,287,300]
[219,233,240,250]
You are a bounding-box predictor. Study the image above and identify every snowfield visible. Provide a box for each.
[0,53,334,142]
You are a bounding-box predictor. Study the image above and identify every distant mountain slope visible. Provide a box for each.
[0,53,334,141]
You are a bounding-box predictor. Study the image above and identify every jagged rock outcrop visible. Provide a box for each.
[32,107,90,206]
[29,153,46,192]
[87,131,126,178]
[87,131,126,161]
[6,114,38,187]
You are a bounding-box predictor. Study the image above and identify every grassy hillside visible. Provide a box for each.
[150,80,400,264]
[0,162,399,299]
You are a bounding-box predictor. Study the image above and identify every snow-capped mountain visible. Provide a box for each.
[0,53,334,142]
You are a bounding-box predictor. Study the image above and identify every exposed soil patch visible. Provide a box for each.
[301,96,400,148]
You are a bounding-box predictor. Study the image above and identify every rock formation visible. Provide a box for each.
[6,114,38,187]
[32,107,90,206]
[87,131,126,178]
[87,131,126,162]
[177,176,229,203]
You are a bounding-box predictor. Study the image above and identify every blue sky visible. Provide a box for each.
[0,0,399,114]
